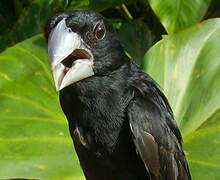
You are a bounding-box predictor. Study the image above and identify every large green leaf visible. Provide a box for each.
[144,18,220,179]
[148,0,211,34]
[0,35,85,179]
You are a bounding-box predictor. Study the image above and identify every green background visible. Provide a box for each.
[0,0,219,179]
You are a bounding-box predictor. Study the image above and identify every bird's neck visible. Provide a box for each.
[59,61,134,150]
[72,61,132,95]
[59,60,134,123]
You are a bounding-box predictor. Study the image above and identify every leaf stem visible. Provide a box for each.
[121,4,133,20]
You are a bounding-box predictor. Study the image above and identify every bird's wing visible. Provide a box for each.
[127,80,191,180]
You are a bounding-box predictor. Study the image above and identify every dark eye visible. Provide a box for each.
[95,23,106,40]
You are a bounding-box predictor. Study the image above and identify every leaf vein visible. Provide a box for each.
[189,159,220,169]
[0,93,64,120]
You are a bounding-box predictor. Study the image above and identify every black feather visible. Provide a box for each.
[46,10,191,180]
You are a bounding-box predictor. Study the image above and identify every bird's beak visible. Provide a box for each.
[48,19,94,91]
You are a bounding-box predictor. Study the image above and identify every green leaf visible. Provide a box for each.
[0,35,85,179]
[148,0,211,34]
[184,110,220,179]
[144,18,220,179]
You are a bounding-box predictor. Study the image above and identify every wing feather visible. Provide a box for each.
[127,80,191,180]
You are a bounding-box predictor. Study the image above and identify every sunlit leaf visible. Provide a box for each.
[148,0,211,34]
[0,35,85,180]
[144,18,220,179]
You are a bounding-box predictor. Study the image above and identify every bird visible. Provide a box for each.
[45,10,191,180]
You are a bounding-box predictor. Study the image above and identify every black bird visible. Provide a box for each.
[45,10,191,180]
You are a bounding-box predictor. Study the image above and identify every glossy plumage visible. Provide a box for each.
[46,10,191,180]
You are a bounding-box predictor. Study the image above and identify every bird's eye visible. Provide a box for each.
[95,23,106,40]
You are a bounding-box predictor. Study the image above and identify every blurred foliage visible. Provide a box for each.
[1,0,219,63]
[0,0,220,179]
[0,0,166,64]
[0,0,67,52]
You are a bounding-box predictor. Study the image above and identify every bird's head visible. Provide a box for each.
[45,10,127,91]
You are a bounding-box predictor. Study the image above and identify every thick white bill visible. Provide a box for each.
[48,19,94,91]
